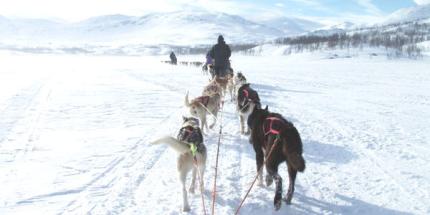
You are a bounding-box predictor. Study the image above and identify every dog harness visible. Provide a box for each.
[262,117,286,148]
[242,89,249,98]
[263,117,284,136]
[177,126,203,157]
[194,96,210,107]
[240,87,260,110]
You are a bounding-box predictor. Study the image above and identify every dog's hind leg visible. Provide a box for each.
[252,143,264,186]
[239,115,245,134]
[198,161,205,192]
[273,172,283,210]
[284,162,297,204]
[266,158,283,210]
[265,136,276,187]
[209,108,218,129]
[189,168,196,194]
[265,147,283,210]
[200,113,208,134]
[179,170,190,212]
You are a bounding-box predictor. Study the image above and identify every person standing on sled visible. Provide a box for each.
[209,35,231,77]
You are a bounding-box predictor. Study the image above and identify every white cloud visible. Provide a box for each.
[0,0,247,21]
[289,0,321,7]
[0,0,412,24]
[414,0,430,5]
[275,3,285,8]
[356,0,382,15]
[288,0,330,11]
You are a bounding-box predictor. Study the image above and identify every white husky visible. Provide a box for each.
[150,117,207,212]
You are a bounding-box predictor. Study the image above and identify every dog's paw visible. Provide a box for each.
[199,185,205,194]
[266,175,273,187]
[274,199,282,211]
[284,195,293,205]
[182,205,191,212]
[257,180,264,187]
[189,187,195,194]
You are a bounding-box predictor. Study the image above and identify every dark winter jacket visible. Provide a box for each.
[209,36,231,69]
[170,52,177,64]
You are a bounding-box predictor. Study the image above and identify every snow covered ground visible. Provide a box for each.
[0,51,429,215]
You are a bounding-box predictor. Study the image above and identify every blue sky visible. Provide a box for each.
[0,0,428,22]
[264,0,416,16]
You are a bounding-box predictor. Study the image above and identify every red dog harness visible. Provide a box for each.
[183,127,194,139]
[263,117,283,136]
[242,89,249,98]
[262,117,285,148]
[195,96,210,107]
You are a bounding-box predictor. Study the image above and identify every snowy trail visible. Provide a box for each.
[1,53,429,215]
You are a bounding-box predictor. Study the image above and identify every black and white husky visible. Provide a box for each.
[226,71,245,102]
[236,83,261,135]
[151,117,207,212]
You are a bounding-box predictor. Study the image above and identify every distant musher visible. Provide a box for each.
[209,35,231,77]
[170,51,177,65]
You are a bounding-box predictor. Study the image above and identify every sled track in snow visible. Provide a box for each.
[54,108,180,214]
[54,70,192,214]
[0,82,45,144]
[285,97,429,213]
[0,80,53,164]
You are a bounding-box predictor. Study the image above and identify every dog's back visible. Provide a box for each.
[249,108,305,172]
[215,76,228,89]
[202,80,222,97]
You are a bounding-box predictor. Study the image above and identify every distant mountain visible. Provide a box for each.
[307,21,356,36]
[0,17,64,44]
[0,9,326,46]
[258,17,323,35]
[384,3,430,24]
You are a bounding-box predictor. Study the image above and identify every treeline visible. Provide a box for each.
[170,43,258,55]
[264,21,430,58]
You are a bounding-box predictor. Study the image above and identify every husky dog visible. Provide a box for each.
[236,83,260,135]
[151,117,207,212]
[229,72,246,102]
[185,92,221,133]
[248,106,305,210]
[234,72,247,91]
[202,78,223,97]
[226,71,235,101]
[213,75,229,96]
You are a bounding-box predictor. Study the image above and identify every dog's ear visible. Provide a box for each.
[264,105,268,111]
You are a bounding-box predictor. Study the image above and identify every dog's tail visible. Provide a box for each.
[281,127,306,172]
[184,91,192,107]
[151,136,190,154]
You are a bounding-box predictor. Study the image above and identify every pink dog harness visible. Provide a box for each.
[263,117,283,136]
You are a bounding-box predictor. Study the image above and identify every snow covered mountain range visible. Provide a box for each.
[0,4,429,53]
[0,9,321,46]
[384,3,430,24]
